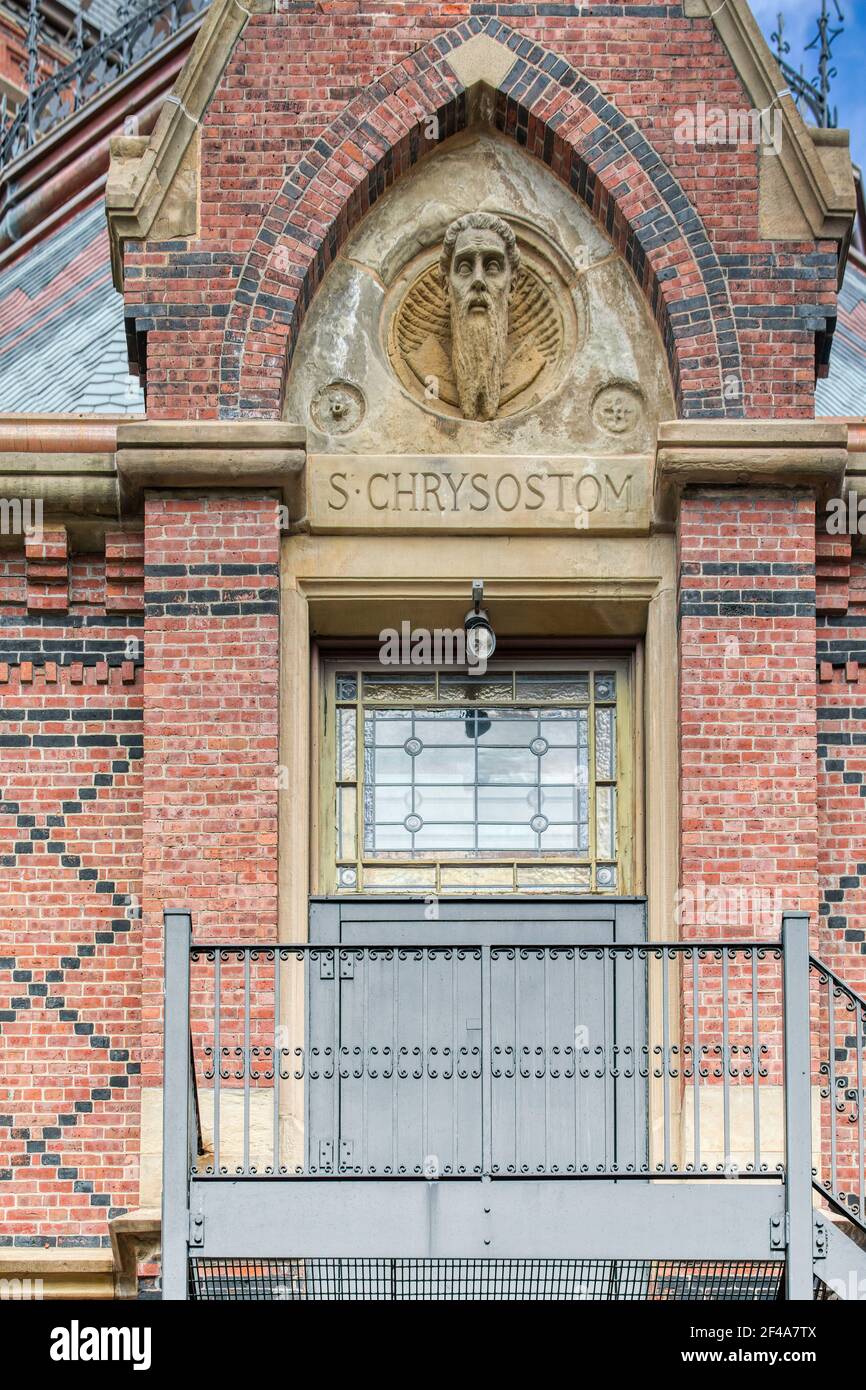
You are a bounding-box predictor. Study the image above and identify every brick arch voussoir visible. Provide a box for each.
[218,16,741,421]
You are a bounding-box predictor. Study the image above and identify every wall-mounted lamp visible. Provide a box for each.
[464,579,496,667]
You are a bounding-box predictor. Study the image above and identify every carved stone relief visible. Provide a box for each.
[283,131,674,456]
[388,213,574,421]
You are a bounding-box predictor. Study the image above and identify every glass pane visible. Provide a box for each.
[595,707,616,780]
[370,825,413,851]
[477,823,537,850]
[413,824,476,850]
[353,672,622,882]
[596,864,617,891]
[518,864,592,890]
[440,864,514,889]
[372,717,413,746]
[337,707,356,780]
[415,785,476,820]
[539,712,582,746]
[594,672,616,702]
[439,674,513,702]
[336,785,356,860]
[516,674,589,702]
[414,748,473,784]
[477,786,538,821]
[477,747,536,785]
[539,748,586,785]
[363,674,435,703]
[363,864,436,890]
[596,785,616,860]
[336,674,357,701]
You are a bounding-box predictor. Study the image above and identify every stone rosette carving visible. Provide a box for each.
[311,380,366,435]
[386,215,576,421]
[592,381,644,437]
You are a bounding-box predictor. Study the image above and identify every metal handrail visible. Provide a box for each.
[182,934,790,1184]
[809,954,866,1233]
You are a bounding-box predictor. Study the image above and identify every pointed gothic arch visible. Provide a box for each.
[217,17,743,420]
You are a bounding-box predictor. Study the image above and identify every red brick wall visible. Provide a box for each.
[140,494,281,1090]
[678,490,819,939]
[121,3,837,420]
[0,529,144,1251]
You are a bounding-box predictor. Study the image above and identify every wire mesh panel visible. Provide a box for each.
[189,1258,784,1301]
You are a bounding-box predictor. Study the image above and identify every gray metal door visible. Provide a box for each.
[307,897,646,1178]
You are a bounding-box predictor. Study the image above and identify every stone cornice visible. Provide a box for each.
[655,420,849,524]
[110,1209,161,1300]
[0,418,860,545]
[0,1248,115,1299]
[115,420,307,524]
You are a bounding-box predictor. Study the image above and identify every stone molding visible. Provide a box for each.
[684,0,855,259]
[110,1208,161,1300]
[655,420,849,524]
[0,1247,115,1300]
[115,421,307,523]
[0,419,858,544]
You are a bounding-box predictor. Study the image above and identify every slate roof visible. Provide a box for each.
[816,253,866,417]
[0,199,144,414]
[77,0,129,34]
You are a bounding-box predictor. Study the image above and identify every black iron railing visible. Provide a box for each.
[810,956,866,1232]
[0,0,209,170]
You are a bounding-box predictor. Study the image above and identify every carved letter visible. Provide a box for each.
[368,473,389,510]
[469,474,490,511]
[328,473,349,510]
[525,473,546,510]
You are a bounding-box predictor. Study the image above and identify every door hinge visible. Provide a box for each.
[769,1213,789,1251]
[339,1139,354,1170]
[339,952,354,980]
[189,1211,204,1248]
[319,953,334,979]
[318,1139,334,1170]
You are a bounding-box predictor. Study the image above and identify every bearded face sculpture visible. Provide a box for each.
[440,213,520,421]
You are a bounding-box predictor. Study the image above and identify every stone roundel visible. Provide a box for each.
[384,227,581,420]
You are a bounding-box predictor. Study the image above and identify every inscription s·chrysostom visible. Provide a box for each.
[309,456,651,535]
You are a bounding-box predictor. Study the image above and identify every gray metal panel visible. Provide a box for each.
[162,911,192,1301]
[191,1177,785,1261]
[305,899,647,1177]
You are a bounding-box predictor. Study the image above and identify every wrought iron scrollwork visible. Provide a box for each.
[1,0,210,169]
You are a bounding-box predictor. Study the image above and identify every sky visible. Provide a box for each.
[750,0,866,171]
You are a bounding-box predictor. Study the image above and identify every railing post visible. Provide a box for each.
[162,910,192,1301]
[782,912,813,1300]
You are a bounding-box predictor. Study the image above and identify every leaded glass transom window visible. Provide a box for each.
[323,663,631,895]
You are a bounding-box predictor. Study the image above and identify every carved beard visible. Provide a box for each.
[450,294,509,421]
